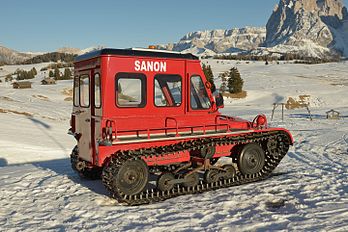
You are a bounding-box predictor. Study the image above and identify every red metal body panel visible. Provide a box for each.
[71,49,293,168]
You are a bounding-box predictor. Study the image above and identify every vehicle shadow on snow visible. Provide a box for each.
[26,116,68,153]
[31,158,109,197]
[289,113,348,120]
[20,117,109,195]
[289,113,326,119]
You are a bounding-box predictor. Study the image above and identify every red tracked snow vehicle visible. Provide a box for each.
[69,48,293,205]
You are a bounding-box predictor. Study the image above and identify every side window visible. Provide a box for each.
[73,76,79,107]
[154,75,182,107]
[116,73,146,108]
[79,75,90,107]
[94,73,101,108]
[190,75,211,110]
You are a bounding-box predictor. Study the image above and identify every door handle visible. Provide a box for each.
[85,119,91,122]
[74,110,85,115]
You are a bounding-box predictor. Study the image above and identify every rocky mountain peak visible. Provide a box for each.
[294,0,318,12]
[317,0,345,18]
[265,0,348,57]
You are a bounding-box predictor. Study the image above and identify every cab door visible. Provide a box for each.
[91,69,102,164]
[75,70,93,162]
[186,62,212,114]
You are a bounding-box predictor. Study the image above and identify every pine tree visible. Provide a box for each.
[218,71,228,92]
[62,68,72,80]
[28,69,35,79]
[227,67,244,94]
[202,63,216,92]
[31,67,37,75]
[54,67,60,80]
[16,72,22,81]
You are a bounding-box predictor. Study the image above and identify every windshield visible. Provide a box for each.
[190,75,211,110]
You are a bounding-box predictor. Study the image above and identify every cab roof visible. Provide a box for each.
[74,48,199,62]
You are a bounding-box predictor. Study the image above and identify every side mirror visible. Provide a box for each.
[215,93,224,108]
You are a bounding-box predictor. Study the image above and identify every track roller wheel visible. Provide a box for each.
[109,159,149,196]
[237,143,265,175]
[267,138,279,156]
[204,169,219,183]
[157,173,175,191]
[183,172,199,188]
[222,165,236,179]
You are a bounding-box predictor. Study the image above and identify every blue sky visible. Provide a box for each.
[1,0,347,52]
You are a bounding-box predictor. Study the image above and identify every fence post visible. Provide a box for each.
[271,103,277,121]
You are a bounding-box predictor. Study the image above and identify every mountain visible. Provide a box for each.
[0,45,34,64]
[158,27,266,56]
[56,47,82,55]
[160,0,348,58]
[265,0,348,57]
[0,45,105,65]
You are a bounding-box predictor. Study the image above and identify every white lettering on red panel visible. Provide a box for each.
[135,60,167,72]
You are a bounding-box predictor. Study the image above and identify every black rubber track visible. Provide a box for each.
[101,130,291,206]
[71,146,102,180]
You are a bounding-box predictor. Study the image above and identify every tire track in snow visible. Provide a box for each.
[343,134,348,145]
[322,134,348,169]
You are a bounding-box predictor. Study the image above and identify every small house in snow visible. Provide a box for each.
[326,109,340,119]
[12,81,32,89]
[41,78,56,85]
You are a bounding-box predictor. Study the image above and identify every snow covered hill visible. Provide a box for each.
[0,60,347,231]
[57,46,104,55]
[0,45,104,65]
[0,46,35,64]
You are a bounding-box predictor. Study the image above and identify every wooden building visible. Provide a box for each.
[12,81,32,89]
[41,78,56,85]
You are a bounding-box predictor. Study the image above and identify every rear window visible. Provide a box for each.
[94,73,101,108]
[79,75,90,107]
[73,76,79,107]
[115,73,146,108]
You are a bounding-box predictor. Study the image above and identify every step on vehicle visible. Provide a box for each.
[69,48,293,205]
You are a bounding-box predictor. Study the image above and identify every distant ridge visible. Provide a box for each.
[0,45,104,65]
[0,45,34,64]
[157,27,266,57]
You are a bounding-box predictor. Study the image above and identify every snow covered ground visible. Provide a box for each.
[0,61,347,231]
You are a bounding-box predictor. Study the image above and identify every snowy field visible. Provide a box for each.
[0,60,347,231]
